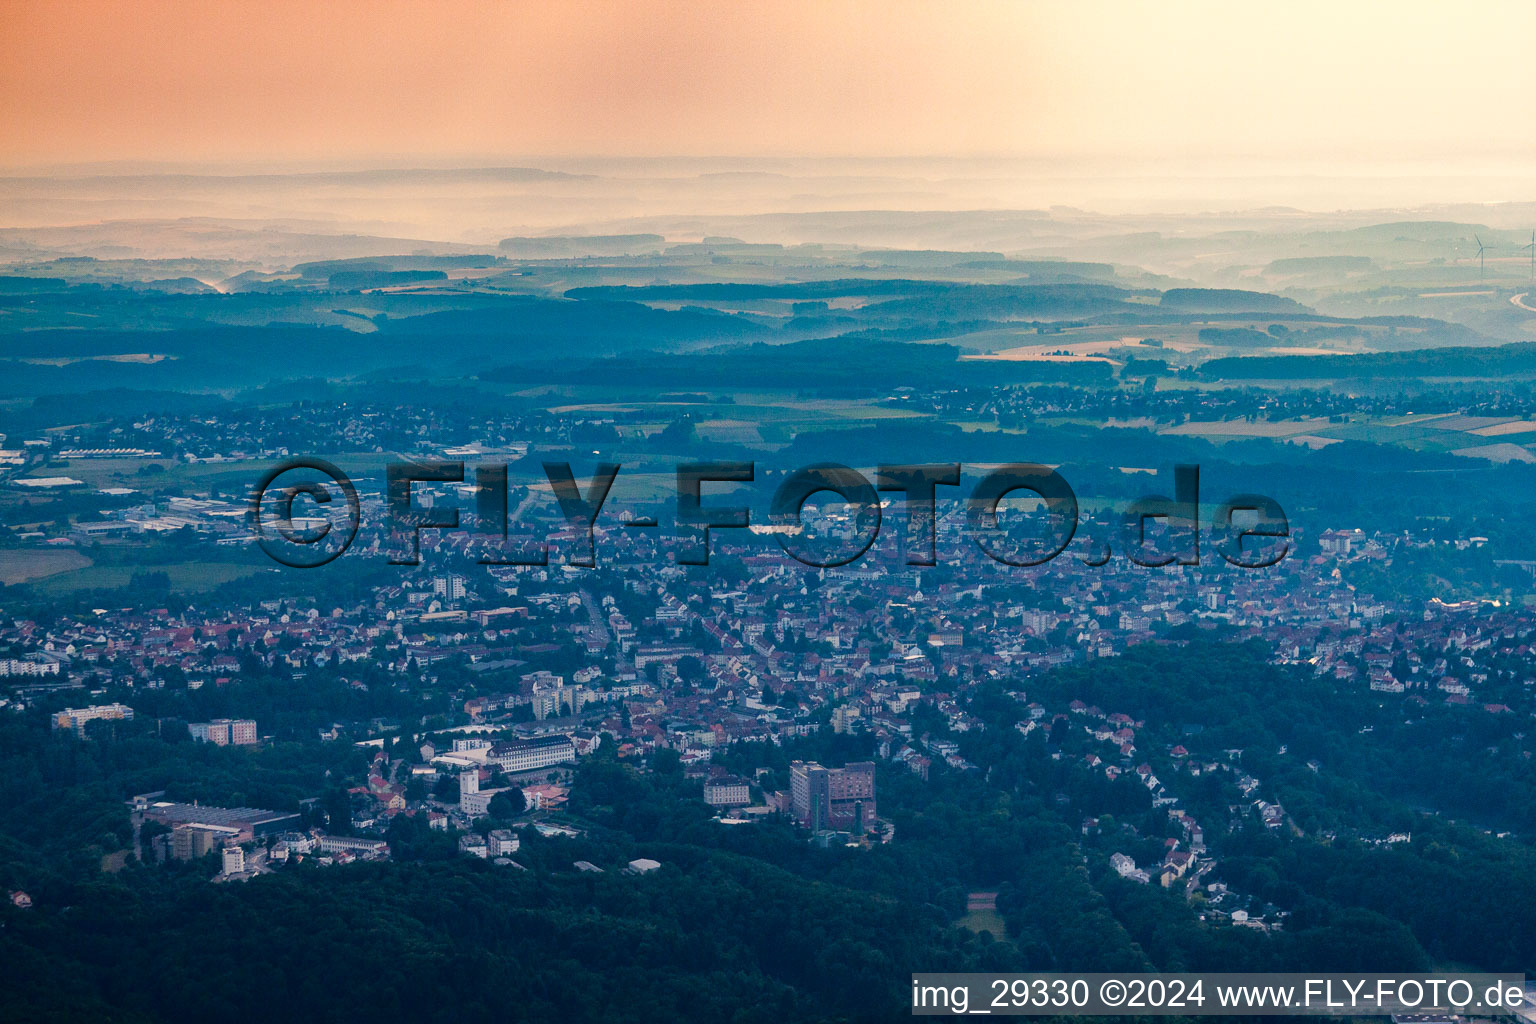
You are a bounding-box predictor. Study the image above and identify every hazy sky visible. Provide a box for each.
[3,0,1535,169]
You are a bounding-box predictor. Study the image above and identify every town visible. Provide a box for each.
[5,382,1532,946]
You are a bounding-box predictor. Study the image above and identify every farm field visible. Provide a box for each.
[0,547,92,585]
[28,559,268,596]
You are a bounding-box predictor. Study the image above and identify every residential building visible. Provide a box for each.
[316,835,389,859]
[189,718,258,745]
[487,829,520,856]
[530,678,583,720]
[703,774,751,808]
[52,703,133,736]
[171,823,239,860]
[789,760,876,832]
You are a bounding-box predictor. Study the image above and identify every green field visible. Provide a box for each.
[28,560,268,596]
[957,907,1007,939]
[0,547,93,585]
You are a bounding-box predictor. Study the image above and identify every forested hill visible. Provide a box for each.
[0,853,1008,1022]
[1202,342,1536,380]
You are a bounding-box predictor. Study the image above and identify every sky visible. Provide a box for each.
[2,0,1535,170]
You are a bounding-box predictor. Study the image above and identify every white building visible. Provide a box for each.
[703,775,751,808]
[0,657,62,677]
[487,829,520,856]
[433,574,468,601]
[316,835,389,859]
[488,735,576,774]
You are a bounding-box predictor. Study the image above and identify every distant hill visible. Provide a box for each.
[1201,342,1536,380]
[294,255,500,278]
[498,234,667,258]
[1347,221,1488,242]
[328,270,447,290]
[0,292,777,396]
[1265,256,1375,274]
[483,337,1113,392]
[958,258,1118,281]
[0,275,67,292]
[1159,288,1310,314]
[564,279,956,302]
[851,249,1006,267]
[566,281,1148,321]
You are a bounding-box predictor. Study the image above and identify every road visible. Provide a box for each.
[1511,293,1536,313]
[1184,857,1216,897]
[579,589,610,650]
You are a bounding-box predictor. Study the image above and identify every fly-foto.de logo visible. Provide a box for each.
[249,459,1288,571]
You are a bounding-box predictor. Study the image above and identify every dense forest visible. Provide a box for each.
[1202,342,1536,381]
[3,642,1535,1021]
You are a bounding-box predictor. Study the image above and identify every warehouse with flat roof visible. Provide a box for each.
[142,802,299,840]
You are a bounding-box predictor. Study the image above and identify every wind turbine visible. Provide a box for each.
[1523,231,1535,282]
[1475,234,1489,281]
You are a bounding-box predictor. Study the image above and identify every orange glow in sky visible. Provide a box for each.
[3,0,1536,168]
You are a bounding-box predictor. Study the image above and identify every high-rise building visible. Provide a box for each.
[433,574,468,601]
[51,703,133,736]
[189,718,258,746]
[789,761,876,833]
[189,720,225,744]
[171,823,239,860]
[531,679,582,720]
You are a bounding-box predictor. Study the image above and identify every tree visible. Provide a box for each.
[140,819,170,862]
[652,748,682,776]
[488,788,526,820]
[323,787,353,835]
